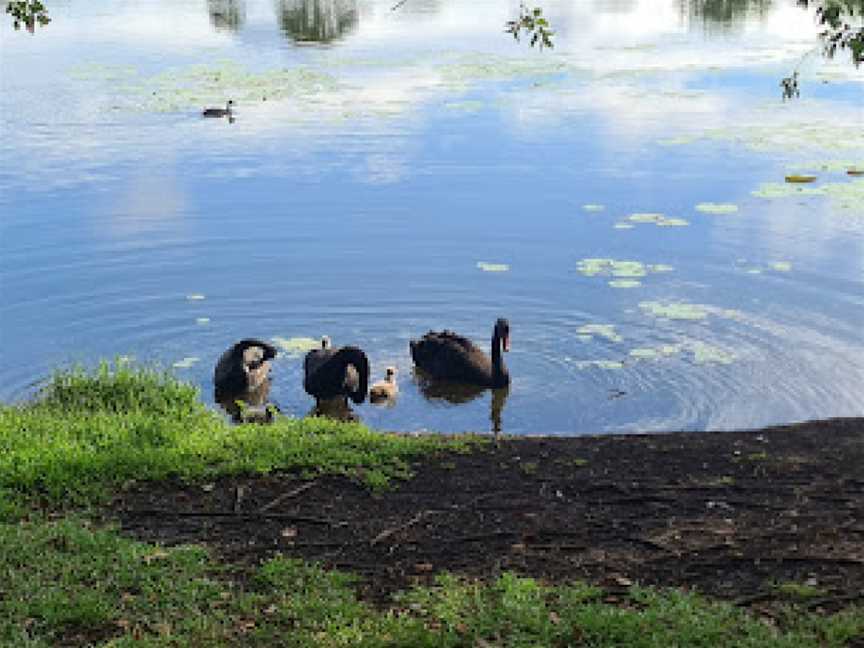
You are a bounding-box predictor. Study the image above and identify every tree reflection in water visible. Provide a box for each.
[207,0,246,32]
[276,0,358,44]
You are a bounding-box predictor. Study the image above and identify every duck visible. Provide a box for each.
[409,318,510,388]
[369,366,398,404]
[304,336,369,406]
[202,100,234,118]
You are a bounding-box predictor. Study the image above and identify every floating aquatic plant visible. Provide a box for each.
[477,262,510,272]
[271,336,321,356]
[695,202,738,214]
[691,342,735,365]
[609,279,641,289]
[638,301,708,321]
[172,357,200,369]
[572,359,624,370]
[576,324,622,343]
[577,259,673,288]
[625,213,689,227]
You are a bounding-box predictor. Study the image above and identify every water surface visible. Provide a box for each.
[1,0,862,434]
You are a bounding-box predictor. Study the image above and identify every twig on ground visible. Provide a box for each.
[233,485,246,514]
[370,510,442,546]
[123,508,345,527]
[258,481,316,513]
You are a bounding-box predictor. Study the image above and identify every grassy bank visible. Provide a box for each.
[0,362,477,515]
[4,516,863,647]
[1,365,862,647]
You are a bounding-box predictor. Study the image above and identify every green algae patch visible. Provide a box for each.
[625,213,689,227]
[629,347,660,359]
[477,262,510,273]
[572,359,625,370]
[691,342,736,365]
[577,324,622,343]
[578,259,673,288]
[172,357,200,369]
[272,336,321,356]
[639,301,708,321]
[609,279,641,288]
[695,202,738,215]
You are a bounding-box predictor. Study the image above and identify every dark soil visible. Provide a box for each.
[111,418,864,612]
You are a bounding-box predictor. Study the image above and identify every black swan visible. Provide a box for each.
[202,100,234,118]
[214,338,277,395]
[409,318,510,387]
[304,336,369,405]
[369,366,398,404]
[213,339,278,422]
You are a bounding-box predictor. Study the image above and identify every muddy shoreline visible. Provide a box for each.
[112,417,864,612]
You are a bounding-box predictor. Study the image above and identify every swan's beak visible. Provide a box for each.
[503,335,510,352]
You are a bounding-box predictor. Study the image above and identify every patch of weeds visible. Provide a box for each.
[773,581,827,601]
[519,461,539,476]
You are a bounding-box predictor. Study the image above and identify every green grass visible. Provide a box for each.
[0,364,478,513]
[2,364,863,646]
[1,518,862,647]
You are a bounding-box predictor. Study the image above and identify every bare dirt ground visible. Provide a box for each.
[111,418,864,614]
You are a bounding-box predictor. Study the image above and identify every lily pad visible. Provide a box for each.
[627,213,689,227]
[573,360,624,370]
[691,342,735,365]
[272,336,321,356]
[172,357,200,369]
[577,324,622,343]
[629,348,660,359]
[609,279,641,288]
[477,262,510,273]
[639,301,708,321]
[695,202,738,214]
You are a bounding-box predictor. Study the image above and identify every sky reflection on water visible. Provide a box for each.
[1,0,862,434]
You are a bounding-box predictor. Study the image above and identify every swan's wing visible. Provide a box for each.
[304,348,332,379]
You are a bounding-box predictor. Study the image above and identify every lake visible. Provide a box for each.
[1,0,862,434]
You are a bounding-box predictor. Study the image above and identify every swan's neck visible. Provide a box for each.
[491,331,506,384]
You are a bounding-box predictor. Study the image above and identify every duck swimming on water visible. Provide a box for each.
[202,100,234,118]
[369,366,398,404]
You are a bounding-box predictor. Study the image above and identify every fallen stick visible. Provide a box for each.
[122,508,345,527]
[258,482,316,513]
[370,510,442,546]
